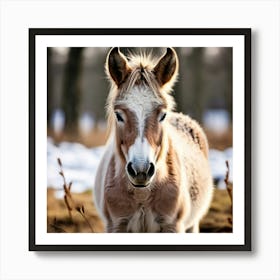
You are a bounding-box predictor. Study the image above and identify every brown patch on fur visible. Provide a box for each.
[144,106,170,164]
[153,181,179,217]
[176,207,184,221]
[144,106,164,148]
[103,156,115,222]
[152,141,180,217]
[113,105,138,161]
[165,139,180,181]
[104,185,135,226]
[104,156,153,231]
[190,186,199,201]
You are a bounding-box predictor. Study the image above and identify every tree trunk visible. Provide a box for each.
[223,48,233,121]
[62,47,84,134]
[191,48,204,123]
[47,48,53,125]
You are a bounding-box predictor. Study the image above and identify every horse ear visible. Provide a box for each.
[153,47,178,87]
[106,47,130,87]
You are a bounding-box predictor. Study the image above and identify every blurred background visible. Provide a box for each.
[47,47,233,233]
[47,47,232,142]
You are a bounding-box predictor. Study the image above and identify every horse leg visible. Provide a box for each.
[106,220,114,233]
[106,217,129,232]
[159,220,178,232]
[111,218,129,233]
[186,221,200,233]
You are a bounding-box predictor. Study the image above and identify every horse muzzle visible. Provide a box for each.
[126,161,155,188]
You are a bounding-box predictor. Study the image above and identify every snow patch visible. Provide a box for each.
[47,138,232,197]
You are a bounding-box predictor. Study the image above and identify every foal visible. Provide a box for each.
[94,47,213,233]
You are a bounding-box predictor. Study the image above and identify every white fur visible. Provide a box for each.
[127,136,155,167]
[119,85,161,168]
[118,85,163,137]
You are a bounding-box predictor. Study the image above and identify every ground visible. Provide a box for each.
[47,187,232,233]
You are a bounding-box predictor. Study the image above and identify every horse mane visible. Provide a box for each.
[105,50,177,136]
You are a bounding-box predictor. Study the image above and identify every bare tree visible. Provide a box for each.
[222,48,233,121]
[47,48,53,124]
[62,47,84,134]
[190,47,204,123]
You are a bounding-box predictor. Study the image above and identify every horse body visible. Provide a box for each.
[94,48,213,233]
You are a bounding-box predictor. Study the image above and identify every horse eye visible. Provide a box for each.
[159,113,167,122]
[115,112,124,122]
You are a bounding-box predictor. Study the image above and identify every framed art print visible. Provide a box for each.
[29,28,251,251]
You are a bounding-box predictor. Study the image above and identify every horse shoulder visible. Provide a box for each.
[165,114,213,230]
[152,179,180,219]
[151,180,191,232]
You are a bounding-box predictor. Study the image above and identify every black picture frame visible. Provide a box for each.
[29,28,251,251]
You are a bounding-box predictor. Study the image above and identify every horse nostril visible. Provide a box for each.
[127,162,137,178]
[147,163,155,178]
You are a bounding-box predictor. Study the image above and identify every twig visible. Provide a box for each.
[50,217,68,233]
[224,160,233,225]
[58,158,74,221]
[76,205,95,233]
[57,157,95,232]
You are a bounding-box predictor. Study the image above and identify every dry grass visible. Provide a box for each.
[205,127,233,150]
[47,188,104,233]
[47,158,104,233]
[200,161,232,232]
[200,189,232,232]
